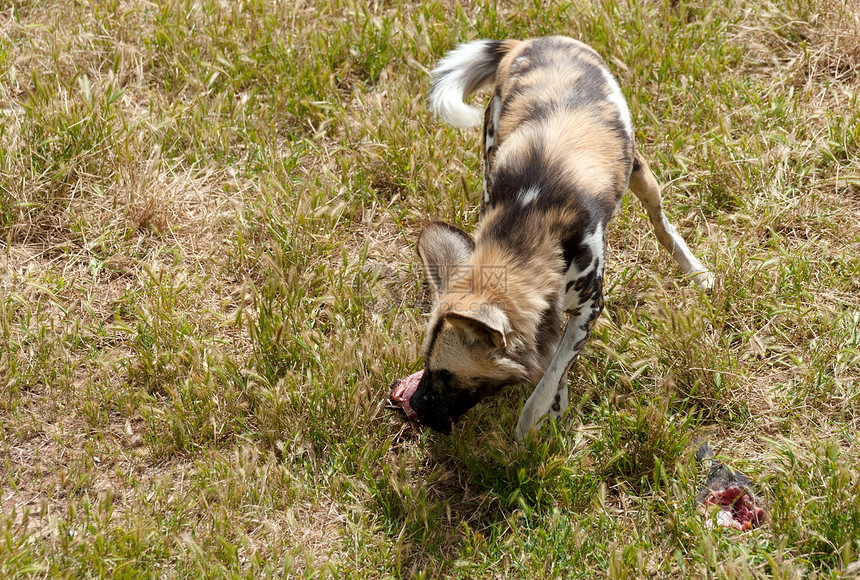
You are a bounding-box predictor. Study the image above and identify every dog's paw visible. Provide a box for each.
[514,415,533,444]
[694,270,716,292]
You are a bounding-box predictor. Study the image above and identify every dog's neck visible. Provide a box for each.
[468,205,569,380]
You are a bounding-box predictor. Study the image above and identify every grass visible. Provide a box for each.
[1,0,859,577]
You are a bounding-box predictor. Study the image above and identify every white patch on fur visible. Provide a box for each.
[510,56,525,80]
[485,95,500,153]
[519,184,540,206]
[563,224,604,279]
[483,163,490,204]
[600,66,632,139]
[429,40,497,128]
[562,223,605,311]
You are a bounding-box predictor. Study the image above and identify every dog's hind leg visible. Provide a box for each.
[628,152,714,290]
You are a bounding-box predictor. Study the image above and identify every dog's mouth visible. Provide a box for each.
[389,370,454,433]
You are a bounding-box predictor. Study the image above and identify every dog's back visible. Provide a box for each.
[431,37,634,208]
[430,37,635,313]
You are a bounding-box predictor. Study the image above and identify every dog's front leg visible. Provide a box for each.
[516,296,604,442]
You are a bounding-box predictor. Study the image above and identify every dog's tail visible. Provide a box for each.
[429,39,518,128]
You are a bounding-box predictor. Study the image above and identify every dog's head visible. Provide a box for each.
[411,222,527,433]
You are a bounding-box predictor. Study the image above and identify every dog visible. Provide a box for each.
[406,36,714,440]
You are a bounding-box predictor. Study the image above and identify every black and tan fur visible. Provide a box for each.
[412,36,713,439]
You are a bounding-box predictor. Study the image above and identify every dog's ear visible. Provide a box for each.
[444,307,508,350]
[417,221,475,299]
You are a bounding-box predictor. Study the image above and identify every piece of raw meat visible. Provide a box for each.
[389,370,423,423]
[696,442,766,531]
